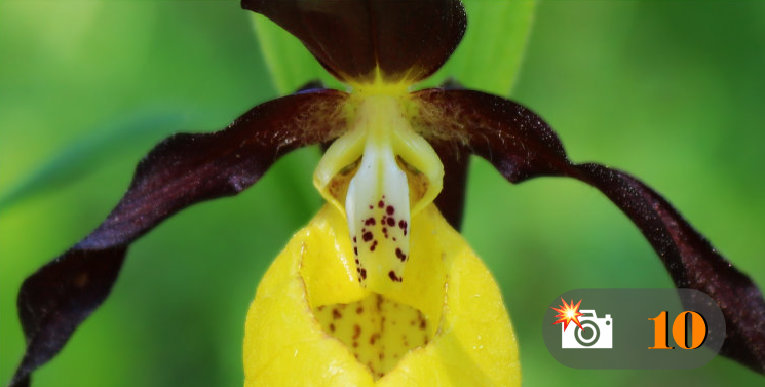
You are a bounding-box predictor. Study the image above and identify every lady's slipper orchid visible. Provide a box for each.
[8,0,765,386]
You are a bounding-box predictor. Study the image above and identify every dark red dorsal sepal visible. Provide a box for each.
[243,0,466,85]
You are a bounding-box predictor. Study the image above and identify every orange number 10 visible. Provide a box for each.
[649,311,708,350]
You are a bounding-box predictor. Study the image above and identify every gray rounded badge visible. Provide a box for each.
[542,289,725,369]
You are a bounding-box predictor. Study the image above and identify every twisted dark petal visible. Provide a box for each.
[413,88,765,373]
[242,0,466,84]
[9,89,349,387]
[429,79,469,230]
[431,140,470,230]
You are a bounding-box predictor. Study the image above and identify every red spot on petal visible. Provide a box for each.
[359,268,367,280]
[386,205,394,215]
[363,231,373,242]
[378,200,384,208]
[386,217,395,227]
[388,271,403,282]
[395,248,407,262]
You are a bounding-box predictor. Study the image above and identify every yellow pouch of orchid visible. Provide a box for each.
[243,204,520,386]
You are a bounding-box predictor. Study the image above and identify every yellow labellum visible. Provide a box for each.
[243,204,520,386]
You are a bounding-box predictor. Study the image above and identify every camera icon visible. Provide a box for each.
[561,310,613,349]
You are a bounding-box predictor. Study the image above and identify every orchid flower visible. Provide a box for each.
[8,1,765,386]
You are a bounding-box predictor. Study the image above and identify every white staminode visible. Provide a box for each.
[346,132,411,289]
[313,94,444,292]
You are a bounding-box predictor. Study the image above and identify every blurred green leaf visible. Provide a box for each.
[250,0,536,96]
[427,0,536,94]
[0,109,199,210]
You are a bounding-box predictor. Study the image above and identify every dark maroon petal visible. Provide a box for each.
[9,89,349,387]
[430,140,469,230]
[242,0,466,84]
[413,88,765,373]
[429,79,469,230]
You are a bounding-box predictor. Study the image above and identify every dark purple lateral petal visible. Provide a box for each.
[430,140,470,231]
[430,79,470,230]
[243,0,466,84]
[413,88,765,373]
[9,89,349,387]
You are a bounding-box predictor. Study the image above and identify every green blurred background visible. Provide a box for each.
[1,1,763,386]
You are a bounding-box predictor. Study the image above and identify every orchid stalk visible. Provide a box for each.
[7,1,765,386]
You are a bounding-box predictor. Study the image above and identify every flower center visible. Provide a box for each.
[314,93,444,294]
[313,294,432,380]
